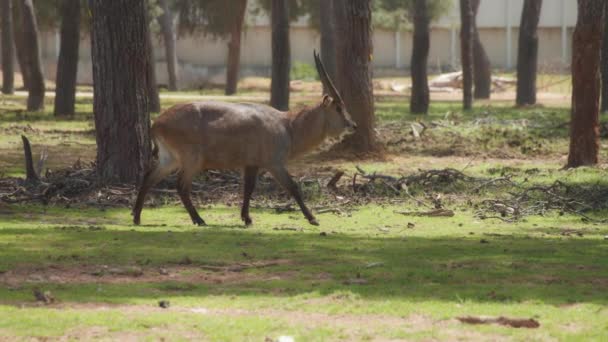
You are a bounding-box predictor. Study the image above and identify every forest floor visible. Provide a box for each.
[0,81,607,341]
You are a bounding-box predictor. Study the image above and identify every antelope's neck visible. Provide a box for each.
[286,105,327,158]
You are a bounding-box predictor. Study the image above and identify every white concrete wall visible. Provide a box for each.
[33,0,577,88]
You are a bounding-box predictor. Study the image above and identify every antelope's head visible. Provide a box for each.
[314,51,357,137]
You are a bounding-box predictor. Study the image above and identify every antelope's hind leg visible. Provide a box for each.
[133,164,174,225]
[241,166,259,226]
[177,170,206,226]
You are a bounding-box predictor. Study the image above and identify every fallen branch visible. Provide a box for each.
[326,171,344,190]
[394,209,455,217]
[457,316,540,329]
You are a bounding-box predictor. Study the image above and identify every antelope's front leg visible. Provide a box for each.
[269,166,319,226]
[241,166,259,226]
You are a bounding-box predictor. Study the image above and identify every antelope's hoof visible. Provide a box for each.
[193,217,207,226]
[308,218,320,226]
[243,217,253,226]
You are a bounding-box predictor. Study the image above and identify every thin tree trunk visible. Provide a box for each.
[320,0,337,93]
[158,0,178,91]
[516,0,542,106]
[270,0,290,110]
[90,0,152,184]
[12,0,29,90]
[460,0,474,110]
[54,0,80,117]
[333,0,377,153]
[146,29,161,113]
[472,0,491,99]
[410,0,430,114]
[225,0,247,95]
[601,1,608,112]
[15,0,44,111]
[1,0,14,94]
[567,0,604,168]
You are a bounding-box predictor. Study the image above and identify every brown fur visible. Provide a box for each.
[132,97,355,227]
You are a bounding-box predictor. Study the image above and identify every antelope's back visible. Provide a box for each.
[151,102,291,169]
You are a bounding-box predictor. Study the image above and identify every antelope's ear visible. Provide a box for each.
[322,95,333,107]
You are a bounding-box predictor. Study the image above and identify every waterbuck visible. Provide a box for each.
[132,51,356,226]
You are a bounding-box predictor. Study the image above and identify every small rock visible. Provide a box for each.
[158,300,170,309]
[319,232,327,237]
[33,288,55,305]
[480,239,489,244]
[159,268,170,275]
[108,266,143,277]
[178,256,193,265]
[407,222,415,229]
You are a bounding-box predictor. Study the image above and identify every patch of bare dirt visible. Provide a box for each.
[0,260,296,288]
[57,325,206,342]
[3,304,514,342]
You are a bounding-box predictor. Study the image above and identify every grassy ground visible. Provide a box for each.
[1,83,608,341]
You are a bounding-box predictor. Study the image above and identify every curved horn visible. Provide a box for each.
[314,50,343,103]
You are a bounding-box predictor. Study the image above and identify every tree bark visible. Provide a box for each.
[90,0,152,184]
[270,0,290,110]
[471,0,491,99]
[320,0,337,93]
[410,0,430,114]
[601,1,608,112]
[54,0,80,117]
[567,0,604,168]
[158,0,178,91]
[146,28,161,113]
[15,0,44,110]
[12,0,29,90]
[516,0,542,106]
[460,0,474,110]
[225,0,247,95]
[1,0,14,94]
[333,0,377,153]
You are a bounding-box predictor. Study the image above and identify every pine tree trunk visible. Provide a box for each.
[516,0,542,106]
[15,0,44,110]
[472,0,491,99]
[158,0,178,91]
[90,0,152,184]
[54,0,80,117]
[1,0,14,94]
[225,0,247,95]
[567,0,604,168]
[146,29,160,113]
[460,0,474,110]
[270,0,290,110]
[320,0,337,93]
[410,0,430,114]
[12,0,29,90]
[601,1,608,112]
[333,0,377,153]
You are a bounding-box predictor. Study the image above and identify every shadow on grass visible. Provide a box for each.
[0,220,606,306]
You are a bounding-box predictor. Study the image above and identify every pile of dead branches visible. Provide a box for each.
[475,180,608,223]
[2,137,606,222]
[351,166,484,197]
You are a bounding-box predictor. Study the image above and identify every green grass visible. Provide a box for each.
[1,84,608,340]
[1,204,607,340]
